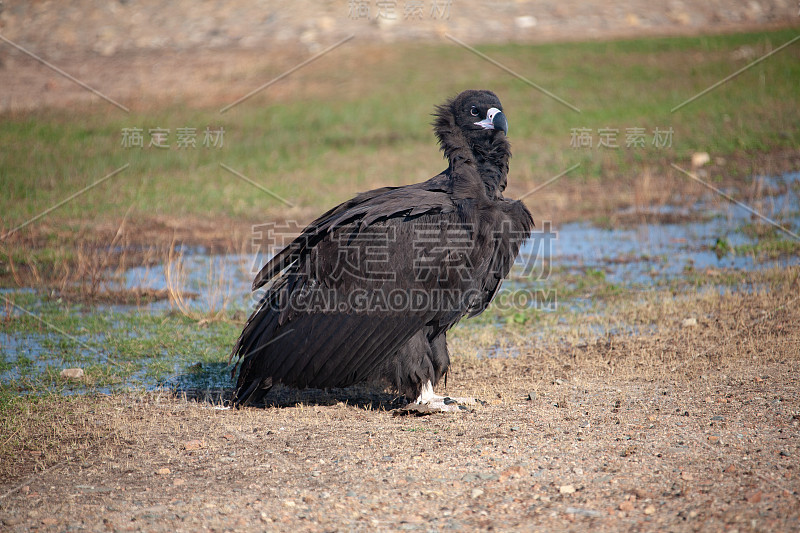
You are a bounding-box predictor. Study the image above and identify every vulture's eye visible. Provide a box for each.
[470,106,479,117]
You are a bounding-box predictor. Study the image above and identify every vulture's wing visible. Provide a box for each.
[251,177,454,290]
[466,198,534,318]
[232,183,474,402]
[232,179,533,403]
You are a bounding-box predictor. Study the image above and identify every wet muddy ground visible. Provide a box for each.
[2,172,797,396]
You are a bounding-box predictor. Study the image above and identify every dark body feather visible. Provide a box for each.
[231,90,533,405]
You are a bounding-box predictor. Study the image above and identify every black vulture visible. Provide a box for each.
[231,90,533,409]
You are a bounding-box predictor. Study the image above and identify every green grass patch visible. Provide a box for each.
[1,29,798,230]
[1,292,240,394]
[735,237,800,259]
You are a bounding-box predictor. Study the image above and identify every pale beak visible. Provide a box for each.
[474,107,508,135]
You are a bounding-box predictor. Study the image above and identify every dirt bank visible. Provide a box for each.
[1,273,798,531]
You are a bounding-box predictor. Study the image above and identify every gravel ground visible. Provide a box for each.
[1,280,798,531]
[1,360,798,532]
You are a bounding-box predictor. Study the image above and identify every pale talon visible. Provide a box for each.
[413,380,478,412]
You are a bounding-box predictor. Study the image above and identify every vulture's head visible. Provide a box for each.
[435,89,508,148]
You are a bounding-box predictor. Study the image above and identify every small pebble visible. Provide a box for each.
[471,488,484,499]
[515,15,537,29]
[682,317,697,328]
[565,506,602,518]
[644,505,656,515]
[691,152,710,168]
[60,368,84,380]
[183,440,205,451]
[559,484,576,494]
[746,491,762,504]
[499,466,526,482]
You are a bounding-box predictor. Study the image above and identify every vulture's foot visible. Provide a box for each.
[413,380,477,412]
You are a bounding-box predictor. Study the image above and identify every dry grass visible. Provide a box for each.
[1,267,797,531]
[0,213,254,308]
[525,149,800,229]
[165,244,234,323]
[3,143,797,297]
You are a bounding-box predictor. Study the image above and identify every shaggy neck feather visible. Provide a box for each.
[433,104,511,200]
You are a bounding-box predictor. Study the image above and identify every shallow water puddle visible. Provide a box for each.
[121,251,255,313]
[518,171,799,286]
[1,173,798,394]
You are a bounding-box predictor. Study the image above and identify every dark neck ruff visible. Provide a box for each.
[433,105,511,201]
